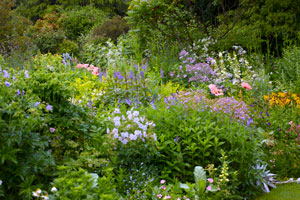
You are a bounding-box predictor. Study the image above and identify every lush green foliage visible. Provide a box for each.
[1,1,300,200]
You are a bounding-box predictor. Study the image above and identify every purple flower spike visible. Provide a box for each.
[160,69,164,78]
[129,70,135,80]
[140,70,145,79]
[113,72,118,79]
[141,62,148,70]
[118,72,124,80]
[134,64,139,71]
[99,71,102,82]
[126,97,131,106]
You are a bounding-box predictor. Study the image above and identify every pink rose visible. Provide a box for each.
[83,64,89,69]
[241,82,252,90]
[92,67,99,75]
[77,64,83,69]
[160,180,166,184]
[209,84,224,96]
[207,178,213,183]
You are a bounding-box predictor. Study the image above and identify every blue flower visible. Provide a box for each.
[5,81,10,87]
[46,104,53,111]
[98,71,102,82]
[3,70,9,78]
[126,97,131,106]
[140,71,145,79]
[16,89,21,96]
[25,71,29,78]
[35,102,40,107]
[129,70,135,80]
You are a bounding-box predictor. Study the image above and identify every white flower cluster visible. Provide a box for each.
[32,188,49,200]
[211,50,258,85]
[107,108,157,144]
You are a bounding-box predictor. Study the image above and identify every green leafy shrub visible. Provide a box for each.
[60,6,108,41]
[92,16,129,43]
[49,166,119,200]
[0,67,55,199]
[57,39,79,56]
[33,13,66,54]
[145,101,264,198]
[274,46,300,93]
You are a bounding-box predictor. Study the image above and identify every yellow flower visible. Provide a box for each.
[278,92,287,98]
[286,98,292,104]
[264,95,269,101]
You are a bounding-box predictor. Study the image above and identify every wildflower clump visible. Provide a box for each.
[169,50,217,84]
[212,97,253,125]
[264,92,300,108]
[107,108,157,145]
[163,89,209,110]
[286,121,300,144]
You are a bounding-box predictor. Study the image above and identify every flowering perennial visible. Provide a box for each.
[264,92,300,108]
[107,108,157,144]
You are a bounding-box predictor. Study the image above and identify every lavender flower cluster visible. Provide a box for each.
[212,97,253,126]
[107,108,157,145]
[163,89,208,111]
[168,50,217,83]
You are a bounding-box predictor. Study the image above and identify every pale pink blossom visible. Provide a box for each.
[209,84,224,96]
[50,128,56,133]
[164,196,171,199]
[160,180,166,184]
[83,64,89,69]
[92,67,99,75]
[77,64,83,69]
[161,186,166,190]
[241,82,252,90]
[207,178,214,183]
[157,194,163,198]
[206,185,212,191]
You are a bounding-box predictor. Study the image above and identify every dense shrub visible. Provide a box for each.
[273,46,300,92]
[145,102,265,198]
[0,67,55,199]
[60,6,108,41]
[92,16,129,43]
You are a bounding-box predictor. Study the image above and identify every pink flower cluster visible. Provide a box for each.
[241,82,252,90]
[77,64,99,76]
[208,84,224,96]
